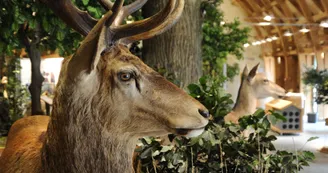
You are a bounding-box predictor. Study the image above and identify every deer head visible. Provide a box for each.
[44,0,209,138]
[242,63,286,99]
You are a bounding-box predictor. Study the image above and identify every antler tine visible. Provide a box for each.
[113,0,149,26]
[40,0,97,36]
[111,0,178,42]
[123,0,148,16]
[122,0,184,44]
[104,0,124,27]
[97,0,113,11]
[97,0,148,26]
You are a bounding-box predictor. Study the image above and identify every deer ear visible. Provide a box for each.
[247,63,260,81]
[242,66,249,76]
[67,13,113,79]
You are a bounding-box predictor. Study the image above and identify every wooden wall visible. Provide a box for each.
[275,57,286,90]
[275,56,300,93]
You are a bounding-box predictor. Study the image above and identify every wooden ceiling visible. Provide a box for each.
[232,0,328,57]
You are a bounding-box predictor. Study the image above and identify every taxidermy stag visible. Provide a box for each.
[0,0,210,172]
[224,63,286,124]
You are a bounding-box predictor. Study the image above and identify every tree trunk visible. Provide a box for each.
[27,44,45,115]
[0,55,4,93]
[0,55,3,79]
[142,0,202,87]
[23,24,45,115]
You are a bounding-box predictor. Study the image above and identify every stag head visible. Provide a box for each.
[44,0,209,138]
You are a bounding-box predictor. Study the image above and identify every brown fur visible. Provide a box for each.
[0,45,208,173]
[0,116,49,172]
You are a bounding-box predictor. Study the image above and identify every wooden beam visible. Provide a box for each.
[258,0,281,55]
[308,0,324,14]
[280,1,303,53]
[313,12,328,22]
[234,0,266,38]
[296,0,321,51]
[235,0,253,15]
[268,6,289,57]
[246,0,263,14]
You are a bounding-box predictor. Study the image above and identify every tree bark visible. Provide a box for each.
[0,55,4,93]
[142,0,202,87]
[23,25,45,115]
[0,55,3,79]
[27,44,45,115]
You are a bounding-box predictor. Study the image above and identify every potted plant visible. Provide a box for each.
[302,68,328,123]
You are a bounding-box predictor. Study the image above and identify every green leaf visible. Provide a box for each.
[82,0,89,5]
[42,18,50,32]
[198,138,204,146]
[253,109,265,119]
[152,150,160,157]
[160,146,173,153]
[56,31,65,41]
[189,136,200,145]
[188,84,201,94]
[139,147,152,159]
[270,110,287,122]
[199,76,207,85]
[143,137,153,145]
[307,136,319,142]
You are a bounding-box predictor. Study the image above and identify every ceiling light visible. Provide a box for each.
[243,43,250,48]
[256,41,261,45]
[266,38,272,42]
[220,21,225,25]
[277,57,281,64]
[271,36,278,40]
[299,27,310,33]
[258,22,271,26]
[263,15,273,21]
[252,42,257,46]
[261,40,266,43]
[320,20,328,28]
[283,30,293,37]
[321,52,325,59]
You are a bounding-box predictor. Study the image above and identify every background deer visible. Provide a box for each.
[0,0,210,173]
[224,63,286,124]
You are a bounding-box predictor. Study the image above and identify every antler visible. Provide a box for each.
[42,0,184,78]
[97,0,148,26]
[41,0,184,44]
[120,0,184,44]
[40,0,97,36]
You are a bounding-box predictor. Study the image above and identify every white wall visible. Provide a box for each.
[219,1,264,105]
[20,57,64,86]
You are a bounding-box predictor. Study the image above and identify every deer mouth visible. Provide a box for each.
[174,126,206,137]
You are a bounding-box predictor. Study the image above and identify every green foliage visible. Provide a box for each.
[0,91,10,136]
[302,68,328,86]
[136,78,316,173]
[1,0,82,56]
[0,0,141,57]
[302,68,328,104]
[6,57,29,123]
[188,76,233,122]
[153,66,181,87]
[201,0,250,80]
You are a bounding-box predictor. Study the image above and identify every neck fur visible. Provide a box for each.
[41,76,136,173]
[232,80,257,117]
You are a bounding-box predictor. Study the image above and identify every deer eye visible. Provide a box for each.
[118,72,133,81]
[263,79,269,82]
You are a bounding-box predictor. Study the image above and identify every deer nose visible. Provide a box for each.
[198,109,210,118]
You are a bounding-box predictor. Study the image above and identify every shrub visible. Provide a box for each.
[135,77,316,173]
